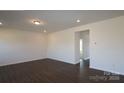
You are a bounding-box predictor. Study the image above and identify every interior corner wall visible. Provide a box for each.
[47,30,75,64]
[47,16,124,75]
[0,28,47,66]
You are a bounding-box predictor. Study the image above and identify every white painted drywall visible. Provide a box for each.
[47,16,124,75]
[47,30,75,64]
[75,32,80,64]
[0,28,47,66]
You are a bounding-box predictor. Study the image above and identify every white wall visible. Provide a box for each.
[75,32,80,64]
[47,30,75,64]
[47,16,124,75]
[0,28,47,66]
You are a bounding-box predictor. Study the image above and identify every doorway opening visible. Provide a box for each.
[75,30,90,81]
[75,30,90,65]
[79,38,83,62]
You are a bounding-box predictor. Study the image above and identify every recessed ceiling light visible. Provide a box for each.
[76,19,80,23]
[33,20,40,25]
[0,22,3,25]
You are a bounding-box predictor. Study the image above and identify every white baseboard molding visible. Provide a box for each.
[47,57,76,64]
[0,58,47,67]
[84,57,90,60]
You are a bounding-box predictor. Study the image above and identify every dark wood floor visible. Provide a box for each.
[0,58,123,83]
[0,59,79,83]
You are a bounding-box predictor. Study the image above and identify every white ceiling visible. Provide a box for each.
[0,10,124,32]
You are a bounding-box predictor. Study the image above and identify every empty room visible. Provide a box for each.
[0,10,124,83]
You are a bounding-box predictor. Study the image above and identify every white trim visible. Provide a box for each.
[84,57,90,60]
